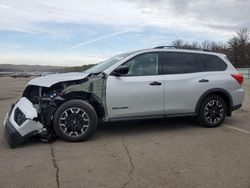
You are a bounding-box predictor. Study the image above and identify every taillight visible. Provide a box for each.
[231,74,244,85]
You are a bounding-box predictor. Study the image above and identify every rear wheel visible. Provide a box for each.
[53,100,97,142]
[198,95,227,127]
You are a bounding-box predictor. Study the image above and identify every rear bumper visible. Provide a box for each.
[231,104,242,111]
[231,88,244,109]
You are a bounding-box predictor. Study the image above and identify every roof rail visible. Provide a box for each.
[154,46,176,49]
[153,46,211,52]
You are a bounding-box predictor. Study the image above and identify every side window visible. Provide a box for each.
[122,53,159,76]
[160,52,199,74]
[195,54,227,71]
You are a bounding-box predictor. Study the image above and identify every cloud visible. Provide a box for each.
[0,0,248,36]
[0,0,144,33]
[127,0,249,34]
[0,0,249,66]
[0,4,11,9]
[0,42,23,50]
[59,28,140,53]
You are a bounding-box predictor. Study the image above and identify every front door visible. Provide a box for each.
[106,52,165,119]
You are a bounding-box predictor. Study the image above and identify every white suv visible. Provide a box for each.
[4,47,244,148]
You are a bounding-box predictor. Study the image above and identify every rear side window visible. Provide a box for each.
[195,54,227,71]
[160,52,200,74]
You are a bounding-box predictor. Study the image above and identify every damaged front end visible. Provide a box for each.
[3,72,107,148]
[4,88,59,148]
[4,97,44,148]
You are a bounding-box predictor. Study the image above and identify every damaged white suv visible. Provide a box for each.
[4,47,244,148]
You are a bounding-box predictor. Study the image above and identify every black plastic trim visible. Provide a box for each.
[4,117,38,148]
[4,118,24,148]
[232,104,242,111]
[108,113,197,122]
[165,113,197,118]
[109,115,164,122]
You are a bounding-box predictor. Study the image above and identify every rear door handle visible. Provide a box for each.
[149,81,162,86]
[199,79,209,83]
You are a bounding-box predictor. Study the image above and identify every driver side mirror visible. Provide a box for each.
[111,66,129,76]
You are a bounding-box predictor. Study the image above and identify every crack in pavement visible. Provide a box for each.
[121,140,134,188]
[121,177,133,188]
[50,144,60,188]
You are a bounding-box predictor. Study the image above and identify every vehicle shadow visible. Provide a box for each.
[95,117,199,138]
[2,118,199,149]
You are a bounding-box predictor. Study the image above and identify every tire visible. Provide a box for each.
[198,95,227,128]
[53,100,98,142]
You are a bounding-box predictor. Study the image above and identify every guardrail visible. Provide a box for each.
[237,68,250,79]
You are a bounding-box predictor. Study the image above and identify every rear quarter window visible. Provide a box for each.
[195,54,227,71]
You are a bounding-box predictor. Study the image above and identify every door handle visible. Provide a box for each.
[199,79,209,83]
[149,81,162,86]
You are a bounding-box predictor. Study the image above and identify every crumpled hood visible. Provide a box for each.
[28,72,89,87]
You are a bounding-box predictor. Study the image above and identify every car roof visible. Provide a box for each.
[130,47,226,57]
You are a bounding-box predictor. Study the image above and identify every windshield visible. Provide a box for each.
[85,53,132,74]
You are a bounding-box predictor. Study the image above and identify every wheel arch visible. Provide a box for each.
[62,91,106,119]
[195,88,233,116]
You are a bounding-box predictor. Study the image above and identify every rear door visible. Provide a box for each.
[160,52,207,114]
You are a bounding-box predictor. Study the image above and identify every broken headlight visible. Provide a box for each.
[47,90,58,99]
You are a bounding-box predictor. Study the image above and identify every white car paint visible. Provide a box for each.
[4,47,245,146]
[28,72,89,87]
[27,49,244,118]
[106,75,165,118]
[8,97,43,136]
[163,72,232,114]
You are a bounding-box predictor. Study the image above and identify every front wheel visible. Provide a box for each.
[53,100,98,142]
[198,95,227,128]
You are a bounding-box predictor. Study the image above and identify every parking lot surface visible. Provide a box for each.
[0,77,249,188]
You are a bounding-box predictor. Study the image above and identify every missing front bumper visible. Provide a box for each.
[3,97,44,148]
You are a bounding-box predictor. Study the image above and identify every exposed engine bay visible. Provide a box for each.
[4,72,107,148]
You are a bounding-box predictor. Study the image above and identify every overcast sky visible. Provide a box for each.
[0,0,249,66]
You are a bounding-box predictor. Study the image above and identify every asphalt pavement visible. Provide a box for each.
[0,77,249,188]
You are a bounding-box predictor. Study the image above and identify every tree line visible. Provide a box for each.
[63,28,250,72]
[61,64,96,73]
[171,28,250,68]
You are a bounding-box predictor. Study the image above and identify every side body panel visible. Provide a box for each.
[164,72,234,114]
[219,56,245,107]
[163,53,244,114]
[106,75,165,118]
[105,50,244,119]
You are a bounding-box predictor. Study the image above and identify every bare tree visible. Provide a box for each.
[172,39,184,48]
[228,28,249,67]
[201,40,211,50]
[169,28,250,67]
[237,28,249,45]
[191,41,199,48]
